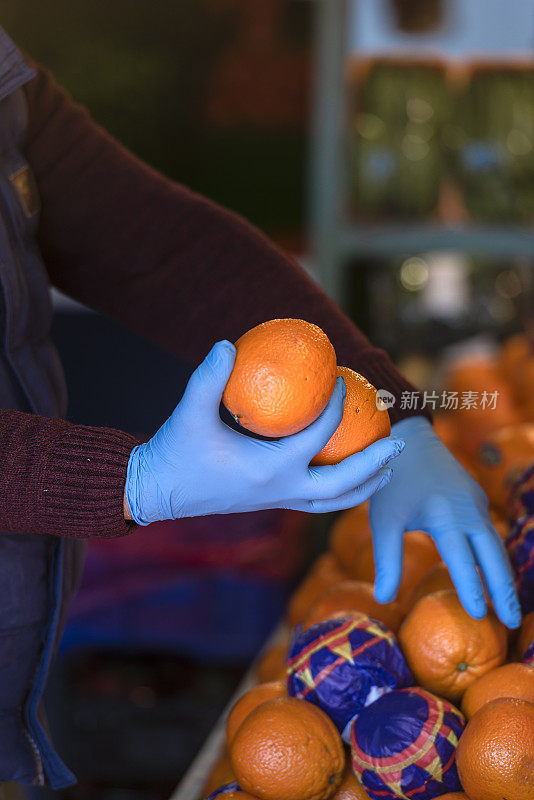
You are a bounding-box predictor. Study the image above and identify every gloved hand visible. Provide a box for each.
[369,415,521,629]
[125,340,405,522]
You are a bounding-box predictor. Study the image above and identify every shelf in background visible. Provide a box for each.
[339,223,534,258]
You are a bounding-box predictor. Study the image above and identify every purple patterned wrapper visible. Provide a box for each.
[350,687,465,800]
[507,517,534,614]
[509,462,534,521]
[287,614,413,734]
[525,640,534,666]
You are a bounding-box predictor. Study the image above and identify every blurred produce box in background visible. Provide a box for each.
[346,56,534,224]
[348,58,450,219]
[450,62,534,222]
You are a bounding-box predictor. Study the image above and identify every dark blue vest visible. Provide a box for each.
[0,28,85,788]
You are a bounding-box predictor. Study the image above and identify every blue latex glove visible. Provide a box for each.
[369,415,521,629]
[125,340,405,522]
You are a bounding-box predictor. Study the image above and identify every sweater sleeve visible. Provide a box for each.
[0,409,137,537]
[23,62,427,425]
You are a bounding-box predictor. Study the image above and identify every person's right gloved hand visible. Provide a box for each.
[125,340,404,523]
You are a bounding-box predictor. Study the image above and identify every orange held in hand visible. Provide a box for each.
[456,697,534,800]
[230,697,345,800]
[311,367,391,466]
[399,588,508,703]
[223,318,337,437]
[226,681,286,745]
[461,662,534,719]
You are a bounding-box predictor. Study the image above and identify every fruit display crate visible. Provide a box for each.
[169,623,286,800]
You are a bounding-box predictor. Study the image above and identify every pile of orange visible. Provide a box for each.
[223,318,391,463]
[436,334,534,511]
[204,493,534,800]
[201,327,534,800]
[442,356,520,459]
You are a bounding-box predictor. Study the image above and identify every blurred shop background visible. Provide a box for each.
[2,0,534,798]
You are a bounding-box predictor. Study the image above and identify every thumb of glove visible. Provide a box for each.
[180,340,236,419]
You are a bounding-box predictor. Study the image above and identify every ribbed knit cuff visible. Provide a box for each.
[39,424,139,538]
[351,350,432,427]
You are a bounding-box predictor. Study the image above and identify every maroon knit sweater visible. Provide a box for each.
[0,62,425,539]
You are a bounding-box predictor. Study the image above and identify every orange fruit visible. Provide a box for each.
[449,446,480,481]
[476,423,534,512]
[407,562,455,610]
[329,503,372,575]
[444,358,520,457]
[515,359,534,421]
[311,367,391,465]
[508,348,534,403]
[210,790,257,800]
[287,554,347,627]
[487,507,510,541]
[226,681,286,745]
[230,697,345,800]
[331,764,371,800]
[353,531,441,615]
[500,333,532,386]
[432,414,458,451]
[203,753,236,796]
[399,589,508,703]
[517,611,534,660]
[431,795,468,799]
[519,396,534,422]
[303,580,404,633]
[461,662,534,719]
[222,318,337,437]
[456,697,534,800]
[489,506,507,526]
[256,640,289,684]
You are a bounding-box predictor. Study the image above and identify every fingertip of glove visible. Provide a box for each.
[506,599,522,629]
[373,567,398,604]
[391,437,405,453]
[469,603,487,620]
[216,339,236,356]
[377,467,393,488]
[374,583,395,605]
[208,340,236,372]
[333,375,346,402]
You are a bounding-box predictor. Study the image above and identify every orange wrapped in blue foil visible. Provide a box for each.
[205,782,246,800]
[350,687,465,800]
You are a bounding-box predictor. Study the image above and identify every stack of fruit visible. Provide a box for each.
[435,332,534,612]
[201,321,534,800]
[203,497,534,800]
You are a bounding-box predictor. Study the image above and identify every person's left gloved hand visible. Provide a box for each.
[369,415,521,629]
